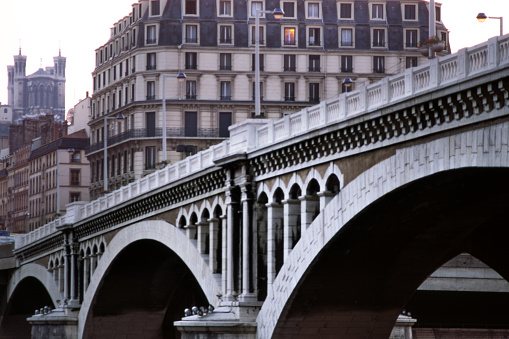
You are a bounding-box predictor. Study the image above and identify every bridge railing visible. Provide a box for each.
[257,34,509,147]
[15,34,509,250]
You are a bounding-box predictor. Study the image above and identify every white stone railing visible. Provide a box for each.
[15,34,509,250]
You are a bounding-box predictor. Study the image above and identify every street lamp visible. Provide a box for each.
[103,114,125,192]
[343,78,369,89]
[254,7,284,117]
[476,13,504,36]
[161,72,187,162]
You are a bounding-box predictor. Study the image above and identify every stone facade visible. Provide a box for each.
[86,0,448,199]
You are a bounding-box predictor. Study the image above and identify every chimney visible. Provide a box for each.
[86,91,89,98]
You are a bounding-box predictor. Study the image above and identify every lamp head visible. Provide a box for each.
[67,148,75,155]
[273,8,284,19]
[343,78,353,88]
[116,114,125,122]
[476,12,487,22]
[177,72,187,82]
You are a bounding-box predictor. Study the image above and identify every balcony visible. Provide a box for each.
[86,128,222,155]
[146,64,157,71]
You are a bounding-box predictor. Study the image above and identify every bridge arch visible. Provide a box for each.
[0,264,60,338]
[257,122,509,338]
[78,220,220,339]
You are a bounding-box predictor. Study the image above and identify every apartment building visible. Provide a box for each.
[87,0,448,199]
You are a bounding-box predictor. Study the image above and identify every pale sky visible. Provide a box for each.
[0,0,507,112]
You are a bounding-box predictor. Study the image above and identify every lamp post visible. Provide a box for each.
[477,13,504,36]
[103,114,125,192]
[161,72,187,162]
[254,7,284,117]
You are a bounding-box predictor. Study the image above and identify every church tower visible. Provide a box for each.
[53,50,66,118]
[10,49,28,121]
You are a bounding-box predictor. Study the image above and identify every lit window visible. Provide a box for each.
[284,27,296,45]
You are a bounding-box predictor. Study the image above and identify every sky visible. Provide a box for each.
[0,0,507,113]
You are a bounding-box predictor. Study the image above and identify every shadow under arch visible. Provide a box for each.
[1,263,59,339]
[263,167,509,338]
[79,220,220,339]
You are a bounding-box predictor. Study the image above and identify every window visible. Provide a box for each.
[220,81,231,100]
[308,27,321,46]
[151,0,160,16]
[435,6,441,22]
[71,152,81,163]
[252,81,263,100]
[251,54,264,71]
[284,54,296,71]
[219,112,232,138]
[185,24,198,43]
[371,3,384,20]
[147,25,157,44]
[185,52,197,69]
[306,2,320,19]
[403,4,416,20]
[146,53,156,70]
[372,28,385,47]
[70,169,80,186]
[406,57,418,68]
[283,27,296,46]
[70,192,81,203]
[373,56,385,73]
[218,0,232,16]
[185,112,198,136]
[251,25,265,45]
[185,0,198,15]
[309,83,319,103]
[440,31,448,49]
[282,1,296,18]
[219,25,233,44]
[341,28,353,47]
[219,53,232,70]
[284,83,295,101]
[113,65,117,80]
[186,81,197,99]
[145,147,156,170]
[250,1,263,17]
[339,3,353,19]
[309,55,320,72]
[405,29,418,48]
[146,81,155,100]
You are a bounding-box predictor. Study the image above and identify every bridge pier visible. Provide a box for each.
[27,307,78,339]
[175,303,260,339]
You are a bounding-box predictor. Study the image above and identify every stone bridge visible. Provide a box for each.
[2,35,509,339]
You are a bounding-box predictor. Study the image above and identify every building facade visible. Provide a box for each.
[7,49,66,123]
[27,130,90,231]
[87,0,448,199]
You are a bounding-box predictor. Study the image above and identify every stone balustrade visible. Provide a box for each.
[15,34,509,250]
